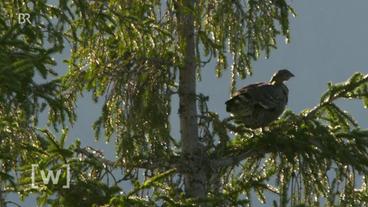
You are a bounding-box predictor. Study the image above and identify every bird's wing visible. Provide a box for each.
[235,82,267,96]
[225,83,266,114]
[238,83,287,109]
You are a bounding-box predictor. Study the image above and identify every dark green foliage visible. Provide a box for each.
[8,129,121,207]
[0,2,75,205]
[0,0,74,126]
[0,11,74,197]
[1,0,368,207]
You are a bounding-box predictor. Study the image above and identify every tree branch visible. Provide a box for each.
[211,148,265,169]
[306,73,368,119]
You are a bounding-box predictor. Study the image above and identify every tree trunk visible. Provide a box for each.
[176,0,207,199]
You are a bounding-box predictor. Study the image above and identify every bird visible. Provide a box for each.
[225,69,294,129]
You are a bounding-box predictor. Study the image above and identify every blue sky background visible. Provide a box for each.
[7,0,368,205]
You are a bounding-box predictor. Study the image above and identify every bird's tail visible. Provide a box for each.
[226,94,253,116]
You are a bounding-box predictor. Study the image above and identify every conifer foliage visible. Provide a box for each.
[1,0,368,206]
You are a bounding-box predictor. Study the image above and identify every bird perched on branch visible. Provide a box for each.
[225,69,294,129]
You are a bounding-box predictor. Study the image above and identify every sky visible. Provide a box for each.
[7,0,368,206]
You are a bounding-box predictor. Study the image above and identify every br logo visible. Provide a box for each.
[31,164,70,189]
[18,13,31,24]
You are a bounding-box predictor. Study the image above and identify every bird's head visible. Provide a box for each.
[270,69,294,84]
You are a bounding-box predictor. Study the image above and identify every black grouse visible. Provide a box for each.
[225,69,294,128]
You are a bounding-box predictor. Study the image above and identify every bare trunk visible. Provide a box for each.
[177,0,207,199]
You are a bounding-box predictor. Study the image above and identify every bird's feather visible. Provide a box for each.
[225,70,292,128]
